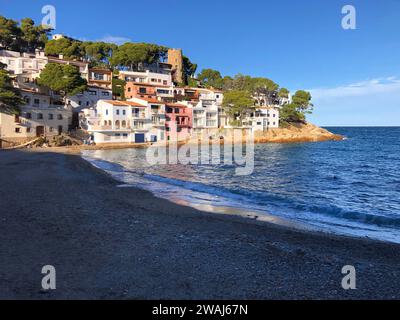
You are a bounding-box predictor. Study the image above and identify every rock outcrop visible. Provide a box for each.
[253,123,344,143]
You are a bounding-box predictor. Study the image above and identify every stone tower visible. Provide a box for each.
[168,48,184,84]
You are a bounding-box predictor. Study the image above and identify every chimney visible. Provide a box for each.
[59,54,64,60]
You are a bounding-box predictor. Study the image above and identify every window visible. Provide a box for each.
[57,114,63,120]
[102,91,110,96]
[26,128,31,133]
[48,114,53,120]
[86,101,90,106]
[88,90,97,96]
[257,122,262,125]
[216,95,220,98]
[106,109,109,115]
[15,128,21,133]
[34,98,40,105]
[157,89,169,94]
[127,87,131,92]
[166,107,173,113]
[122,110,126,116]
[37,113,43,120]
[49,127,54,132]
[78,101,82,106]
[25,112,31,119]
[163,80,167,85]
[158,79,161,83]
[116,109,120,115]
[139,87,147,94]
[175,108,179,114]
[93,73,104,81]
[151,78,157,82]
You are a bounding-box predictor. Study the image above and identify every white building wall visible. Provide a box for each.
[0,50,48,76]
[119,70,173,87]
[66,87,112,111]
[86,100,156,144]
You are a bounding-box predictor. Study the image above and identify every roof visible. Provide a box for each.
[125,82,171,88]
[48,56,88,67]
[89,67,112,73]
[133,97,164,104]
[102,100,145,107]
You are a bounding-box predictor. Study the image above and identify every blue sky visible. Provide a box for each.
[1,0,399,126]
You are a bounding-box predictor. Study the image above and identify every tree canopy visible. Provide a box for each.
[182,55,197,85]
[280,90,313,123]
[0,16,51,52]
[197,69,223,89]
[45,38,118,67]
[0,62,24,114]
[45,38,84,60]
[81,41,117,67]
[222,90,254,125]
[37,63,87,98]
[110,43,168,71]
[278,87,290,99]
[0,16,22,51]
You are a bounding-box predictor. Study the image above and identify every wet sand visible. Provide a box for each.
[0,149,399,299]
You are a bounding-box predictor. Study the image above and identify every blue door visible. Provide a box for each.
[135,133,145,143]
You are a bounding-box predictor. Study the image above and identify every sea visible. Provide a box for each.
[82,127,400,243]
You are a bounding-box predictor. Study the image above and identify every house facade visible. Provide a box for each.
[179,88,223,137]
[0,49,48,77]
[242,106,280,131]
[85,100,154,144]
[0,90,72,147]
[165,103,192,142]
[125,83,174,101]
[119,65,173,87]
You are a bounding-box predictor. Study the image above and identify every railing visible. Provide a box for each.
[132,114,147,119]
[89,125,131,131]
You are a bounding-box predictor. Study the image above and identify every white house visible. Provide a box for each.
[0,89,73,147]
[129,97,166,143]
[242,106,280,131]
[66,86,112,111]
[84,100,154,144]
[119,63,173,87]
[0,49,48,76]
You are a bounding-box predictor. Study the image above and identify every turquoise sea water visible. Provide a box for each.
[82,127,400,243]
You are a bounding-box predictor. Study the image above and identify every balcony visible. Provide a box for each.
[89,125,131,132]
[132,113,147,119]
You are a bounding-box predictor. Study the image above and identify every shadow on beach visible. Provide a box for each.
[0,149,399,300]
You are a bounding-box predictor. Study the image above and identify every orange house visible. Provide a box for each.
[125,83,157,100]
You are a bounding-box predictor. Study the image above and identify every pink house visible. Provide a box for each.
[165,103,192,142]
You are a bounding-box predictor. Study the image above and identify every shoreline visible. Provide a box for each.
[1,149,400,299]
[83,151,399,245]
[1,122,344,152]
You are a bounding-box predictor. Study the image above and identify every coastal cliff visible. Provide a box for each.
[253,122,343,143]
